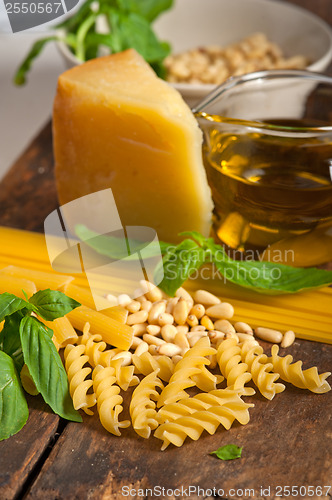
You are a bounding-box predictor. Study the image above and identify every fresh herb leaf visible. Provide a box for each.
[14,37,57,85]
[20,316,82,422]
[155,239,206,296]
[28,289,80,321]
[0,313,24,372]
[210,444,242,461]
[117,0,173,22]
[0,293,31,322]
[0,351,29,441]
[206,239,332,294]
[75,224,173,260]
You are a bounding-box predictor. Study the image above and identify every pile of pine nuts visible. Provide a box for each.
[165,33,308,85]
[107,281,295,365]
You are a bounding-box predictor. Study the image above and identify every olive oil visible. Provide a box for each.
[203,119,332,266]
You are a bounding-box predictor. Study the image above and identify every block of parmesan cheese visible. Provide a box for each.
[53,49,213,242]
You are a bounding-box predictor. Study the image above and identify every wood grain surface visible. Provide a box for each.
[0,1,331,499]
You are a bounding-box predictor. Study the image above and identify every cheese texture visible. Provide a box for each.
[53,49,213,242]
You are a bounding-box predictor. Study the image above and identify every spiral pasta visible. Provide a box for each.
[132,351,174,382]
[92,365,130,436]
[130,370,164,438]
[64,344,96,415]
[110,357,139,391]
[154,391,253,450]
[157,337,217,407]
[240,341,285,400]
[157,388,250,424]
[216,338,255,396]
[267,345,331,394]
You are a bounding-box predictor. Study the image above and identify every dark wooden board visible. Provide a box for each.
[1,1,332,498]
[0,397,59,500]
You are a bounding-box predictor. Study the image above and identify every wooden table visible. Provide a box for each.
[0,1,332,499]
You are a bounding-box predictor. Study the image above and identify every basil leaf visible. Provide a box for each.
[0,293,31,322]
[0,312,24,372]
[14,37,57,85]
[117,0,173,22]
[210,444,242,461]
[75,224,173,259]
[156,239,206,296]
[206,240,332,294]
[0,351,29,441]
[29,289,80,321]
[20,316,82,422]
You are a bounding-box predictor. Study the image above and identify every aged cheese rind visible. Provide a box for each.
[53,49,213,242]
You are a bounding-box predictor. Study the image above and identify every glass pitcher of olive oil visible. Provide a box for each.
[194,70,332,267]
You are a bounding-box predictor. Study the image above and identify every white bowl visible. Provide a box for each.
[57,0,332,108]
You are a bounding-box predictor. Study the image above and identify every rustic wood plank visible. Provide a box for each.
[24,340,332,500]
[0,396,59,500]
[0,122,58,233]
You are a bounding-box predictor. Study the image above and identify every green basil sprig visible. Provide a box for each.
[0,290,82,441]
[14,0,173,85]
[75,225,332,296]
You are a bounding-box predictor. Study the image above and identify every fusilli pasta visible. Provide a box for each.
[132,351,174,382]
[216,338,255,396]
[64,344,96,415]
[92,365,130,436]
[267,344,331,394]
[130,370,164,438]
[240,341,285,400]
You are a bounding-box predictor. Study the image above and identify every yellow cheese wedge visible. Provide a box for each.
[53,49,213,242]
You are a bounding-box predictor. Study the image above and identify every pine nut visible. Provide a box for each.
[127,310,148,326]
[148,300,166,324]
[175,287,194,307]
[207,354,217,369]
[187,332,207,347]
[143,334,165,346]
[255,327,283,343]
[201,315,214,331]
[158,343,182,357]
[132,323,148,336]
[214,319,235,335]
[141,300,152,312]
[174,332,190,352]
[281,330,295,348]
[205,303,234,319]
[193,289,220,306]
[134,289,147,303]
[190,304,205,320]
[105,294,117,305]
[148,345,159,355]
[239,337,259,347]
[187,314,199,327]
[161,324,177,343]
[166,297,179,314]
[173,297,189,325]
[237,332,256,344]
[134,341,149,357]
[234,321,253,335]
[146,325,161,336]
[118,294,132,307]
[208,330,225,342]
[131,336,143,348]
[172,355,183,365]
[190,325,206,332]
[112,351,132,366]
[158,313,174,326]
[126,300,141,313]
[225,332,239,343]
[139,280,163,302]
[176,325,189,334]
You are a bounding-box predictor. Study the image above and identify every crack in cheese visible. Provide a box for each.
[53,49,213,242]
